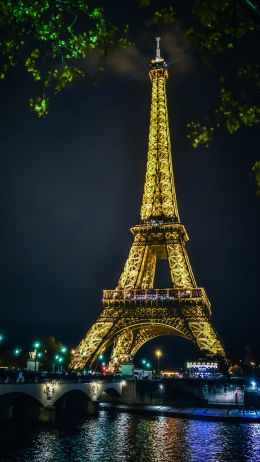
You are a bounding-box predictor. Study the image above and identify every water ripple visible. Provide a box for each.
[0,412,260,462]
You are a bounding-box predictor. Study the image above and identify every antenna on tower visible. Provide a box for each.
[155,37,162,61]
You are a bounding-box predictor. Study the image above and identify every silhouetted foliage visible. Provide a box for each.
[0,0,259,189]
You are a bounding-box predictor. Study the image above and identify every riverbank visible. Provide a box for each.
[99,402,260,423]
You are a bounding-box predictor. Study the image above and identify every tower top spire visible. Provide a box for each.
[155,37,161,61]
[150,37,166,70]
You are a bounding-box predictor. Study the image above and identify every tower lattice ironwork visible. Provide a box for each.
[70,39,227,370]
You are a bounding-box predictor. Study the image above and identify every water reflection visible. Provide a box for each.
[0,413,260,462]
[186,420,260,462]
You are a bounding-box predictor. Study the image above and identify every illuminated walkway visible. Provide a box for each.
[100,403,260,423]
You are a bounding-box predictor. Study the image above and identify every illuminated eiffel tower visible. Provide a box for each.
[70,39,227,370]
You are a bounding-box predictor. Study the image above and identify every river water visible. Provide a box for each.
[0,411,260,462]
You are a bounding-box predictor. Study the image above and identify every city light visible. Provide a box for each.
[155,350,162,358]
[14,348,21,356]
[34,341,41,349]
[155,350,162,375]
[0,334,4,342]
[61,347,67,354]
[251,381,256,387]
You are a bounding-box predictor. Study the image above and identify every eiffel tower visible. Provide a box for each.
[70,39,227,370]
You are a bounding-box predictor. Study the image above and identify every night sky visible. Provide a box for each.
[0,2,259,368]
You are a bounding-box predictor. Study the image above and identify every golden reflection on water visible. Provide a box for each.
[0,412,260,462]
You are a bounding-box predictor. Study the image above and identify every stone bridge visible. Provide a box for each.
[0,379,127,423]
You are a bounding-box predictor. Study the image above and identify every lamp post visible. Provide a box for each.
[54,354,63,373]
[33,341,41,372]
[58,356,63,373]
[155,350,162,376]
[53,354,59,372]
[13,348,22,368]
[251,380,259,408]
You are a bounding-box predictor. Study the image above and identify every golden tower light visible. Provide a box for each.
[70,39,227,371]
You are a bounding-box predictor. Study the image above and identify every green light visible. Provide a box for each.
[146,362,151,368]
[141,359,146,365]
[61,347,67,353]
[102,362,106,366]
[98,354,104,360]
[14,348,21,356]
[55,355,60,360]
[34,341,40,349]
[0,334,3,342]
[58,357,63,363]
[37,352,43,358]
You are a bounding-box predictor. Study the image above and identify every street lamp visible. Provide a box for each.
[33,341,41,372]
[53,354,63,372]
[155,350,162,376]
[0,334,4,343]
[251,380,259,407]
[94,354,105,373]
[14,348,22,356]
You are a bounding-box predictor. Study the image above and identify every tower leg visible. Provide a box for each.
[187,317,226,358]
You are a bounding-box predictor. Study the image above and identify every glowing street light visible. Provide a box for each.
[14,348,22,356]
[61,346,67,354]
[53,354,63,372]
[155,350,162,376]
[0,334,4,342]
[33,341,41,372]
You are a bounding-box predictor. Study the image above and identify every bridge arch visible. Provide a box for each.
[99,386,121,403]
[0,392,42,421]
[54,389,92,415]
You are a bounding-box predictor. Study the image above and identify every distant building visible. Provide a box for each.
[186,360,218,378]
[133,368,153,380]
[161,370,183,378]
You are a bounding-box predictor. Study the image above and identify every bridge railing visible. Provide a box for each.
[103,288,207,302]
